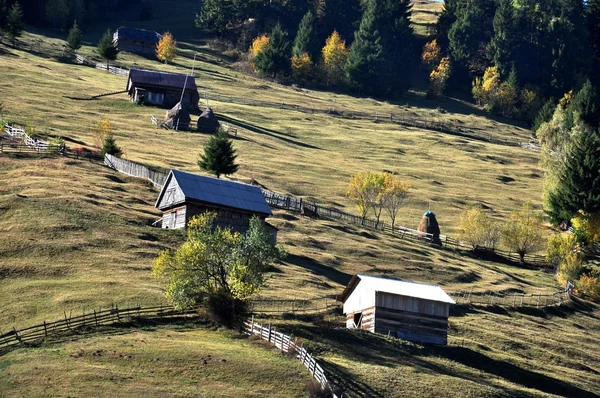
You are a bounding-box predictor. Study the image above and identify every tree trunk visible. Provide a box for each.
[518,252,525,266]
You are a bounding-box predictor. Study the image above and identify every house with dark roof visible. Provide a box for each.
[127,68,200,108]
[339,274,455,345]
[113,26,161,55]
[155,170,277,241]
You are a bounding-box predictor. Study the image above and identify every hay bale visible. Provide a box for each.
[417,211,442,245]
[164,102,191,130]
[197,107,220,133]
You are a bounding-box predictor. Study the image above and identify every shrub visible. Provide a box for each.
[577,274,600,302]
[546,233,577,270]
[556,253,584,287]
[249,34,269,64]
[306,381,333,398]
[291,52,312,81]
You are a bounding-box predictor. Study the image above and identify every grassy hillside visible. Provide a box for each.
[0,321,312,397]
[1,2,599,397]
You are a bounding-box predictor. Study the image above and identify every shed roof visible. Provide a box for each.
[155,169,272,216]
[115,26,161,43]
[128,68,198,91]
[339,274,455,304]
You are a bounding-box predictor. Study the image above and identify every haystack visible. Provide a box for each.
[197,107,220,133]
[417,211,442,245]
[164,102,191,131]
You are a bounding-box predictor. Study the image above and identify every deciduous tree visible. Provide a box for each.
[457,206,501,252]
[93,119,111,148]
[502,202,545,265]
[156,32,177,64]
[321,30,348,85]
[198,129,239,178]
[381,174,410,231]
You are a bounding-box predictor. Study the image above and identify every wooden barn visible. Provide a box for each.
[155,170,277,241]
[339,274,455,345]
[127,68,200,109]
[113,26,161,55]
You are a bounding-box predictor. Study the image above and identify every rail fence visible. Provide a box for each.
[200,90,532,149]
[244,317,339,396]
[4,123,52,151]
[0,304,192,355]
[450,289,570,307]
[75,53,129,77]
[250,295,340,315]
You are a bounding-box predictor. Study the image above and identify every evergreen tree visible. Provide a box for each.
[488,0,515,78]
[0,0,8,30]
[569,80,600,127]
[198,130,239,178]
[589,0,600,83]
[319,0,362,48]
[532,98,556,133]
[6,1,24,47]
[506,65,519,92]
[436,0,460,54]
[547,129,600,224]
[66,20,83,53]
[345,0,386,95]
[101,135,122,157]
[97,28,118,69]
[292,11,317,59]
[254,23,291,78]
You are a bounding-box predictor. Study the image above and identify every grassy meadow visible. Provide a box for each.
[0,1,599,397]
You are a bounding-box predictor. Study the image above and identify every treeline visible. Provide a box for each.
[433,0,600,122]
[198,0,417,98]
[0,0,151,30]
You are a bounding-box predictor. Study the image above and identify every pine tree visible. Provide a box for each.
[292,11,317,59]
[569,80,600,127]
[345,0,385,95]
[97,28,118,70]
[156,32,177,64]
[0,0,8,30]
[436,0,459,53]
[6,1,24,47]
[547,129,600,225]
[532,98,556,133]
[254,23,291,78]
[101,135,122,157]
[589,0,600,83]
[198,130,239,178]
[66,20,83,53]
[506,64,519,92]
[488,0,515,78]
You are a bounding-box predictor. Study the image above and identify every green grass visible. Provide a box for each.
[1,2,599,397]
[0,321,312,398]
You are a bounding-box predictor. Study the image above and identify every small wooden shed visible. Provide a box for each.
[113,26,161,55]
[155,169,277,241]
[339,274,455,345]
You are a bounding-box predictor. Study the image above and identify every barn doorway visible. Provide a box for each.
[353,312,362,328]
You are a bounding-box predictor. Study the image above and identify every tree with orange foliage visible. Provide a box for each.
[421,39,442,71]
[156,32,177,64]
[291,52,312,81]
[321,30,348,85]
[428,57,451,98]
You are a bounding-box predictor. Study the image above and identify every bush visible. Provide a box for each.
[206,291,249,330]
[546,233,577,270]
[577,274,600,302]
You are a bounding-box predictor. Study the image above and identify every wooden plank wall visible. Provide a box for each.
[376,292,449,318]
[374,306,449,345]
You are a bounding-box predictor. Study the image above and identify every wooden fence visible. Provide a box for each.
[201,90,529,149]
[0,304,191,355]
[4,123,51,151]
[104,154,167,188]
[75,53,129,77]
[450,290,570,307]
[244,317,339,396]
[250,295,340,315]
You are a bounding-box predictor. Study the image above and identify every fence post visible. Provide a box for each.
[250,315,254,334]
[43,321,48,337]
[268,323,272,343]
[94,310,98,326]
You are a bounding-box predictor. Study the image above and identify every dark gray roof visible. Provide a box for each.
[157,170,272,215]
[128,68,198,91]
[115,26,161,44]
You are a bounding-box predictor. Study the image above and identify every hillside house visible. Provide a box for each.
[113,26,161,55]
[127,68,200,109]
[155,170,277,241]
[339,274,455,345]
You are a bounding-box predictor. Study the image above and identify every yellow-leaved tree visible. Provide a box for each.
[502,202,545,265]
[156,32,177,64]
[291,52,312,81]
[93,119,111,149]
[249,34,270,61]
[321,30,348,85]
[457,206,501,252]
[381,174,410,231]
[421,39,442,71]
[428,57,451,98]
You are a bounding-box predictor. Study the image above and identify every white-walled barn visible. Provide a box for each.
[339,274,455,345]
[155,170,277,241]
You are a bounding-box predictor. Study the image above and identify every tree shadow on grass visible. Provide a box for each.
[285,254,352,287]
[217,114,322,150]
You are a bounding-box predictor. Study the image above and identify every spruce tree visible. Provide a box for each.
[345,0,386,95]
[569,80,600,127]
[198,130,239,178]
[0,0,8,30]
[6,1,24,47]
[97,28,118,69]
[547,129,600,224]
[488,0,515,78]
[589,0,600,83]
[66,20,83,53]
[254,23,290,78]
[532,98,556,133]
[436,0,460,54]
[101,135,122,157]
[292,11,317,59]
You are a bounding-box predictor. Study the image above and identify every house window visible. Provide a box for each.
[353,312,362,328]
[146,92,165,105]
